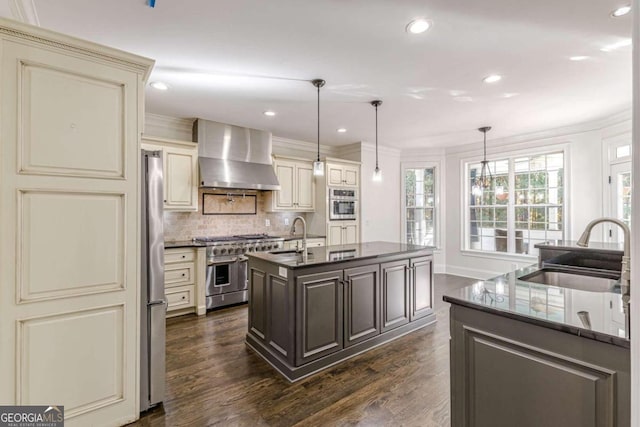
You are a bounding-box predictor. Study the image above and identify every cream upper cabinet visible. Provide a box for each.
[142,136,198,212]
[327,162,359,187]
[268,156,315,212]
[327,221,359,245]
[0,18,153,427]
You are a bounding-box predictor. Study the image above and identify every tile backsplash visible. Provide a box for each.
[164,189,307,241]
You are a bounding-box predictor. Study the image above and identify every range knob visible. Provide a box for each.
[220,248,227,255]
[212,248,220,256]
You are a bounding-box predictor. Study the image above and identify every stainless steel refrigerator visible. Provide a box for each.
[140,150,166,412]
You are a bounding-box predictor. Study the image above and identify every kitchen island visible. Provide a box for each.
[444,242,630,426]
[245,241,434,381]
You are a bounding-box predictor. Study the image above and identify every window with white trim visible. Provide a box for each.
[466,151,565,256]
[404,166,436,246]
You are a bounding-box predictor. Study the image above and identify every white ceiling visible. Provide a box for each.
[1,0,633,148]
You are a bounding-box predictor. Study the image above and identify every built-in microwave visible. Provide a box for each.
[328,187,358,220]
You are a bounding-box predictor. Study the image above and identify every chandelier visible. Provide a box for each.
[471,126,492,196]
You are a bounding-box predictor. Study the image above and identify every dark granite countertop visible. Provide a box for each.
[246,241,433,269]
[274,233,326,241]
[164,234,326,249]
[443,265,629,348]
[164,240,206,249]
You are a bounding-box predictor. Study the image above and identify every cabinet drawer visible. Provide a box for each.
[165,249,195,264]
[166,285,195,311]
[307,239,325,247]
[165,262,195,287]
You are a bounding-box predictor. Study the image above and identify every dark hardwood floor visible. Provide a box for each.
[130,274,477,427]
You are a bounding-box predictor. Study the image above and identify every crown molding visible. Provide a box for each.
[144,113,194,140]
[272,135,339,158]
[0,17,154,79]
[9,0,39,26]
[359,141,401,156]
[443,109,633,156]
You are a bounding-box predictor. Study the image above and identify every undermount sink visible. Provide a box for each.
[519,269,620,292]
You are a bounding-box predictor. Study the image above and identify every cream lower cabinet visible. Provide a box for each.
[327,162,359,187]
[327,222,359,245]
[0,18,153,426]
[142,136,198,212]
[164,247,207,317]
[267,157,315,212]
[283,237,325,250]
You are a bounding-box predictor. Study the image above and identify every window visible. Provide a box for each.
[607,140,632,242]
[466,151,564,256]
[404,167,436,246]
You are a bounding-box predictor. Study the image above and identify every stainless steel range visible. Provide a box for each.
[194,234,284,309]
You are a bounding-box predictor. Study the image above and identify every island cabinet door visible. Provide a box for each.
[381,260,411,332]
[344,264,380,347]
[410,256,434,321]
[295,270,344,366]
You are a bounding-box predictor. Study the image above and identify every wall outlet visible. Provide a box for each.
[265,219,270,227]
[511,263,518,271]
[284,218,289,226]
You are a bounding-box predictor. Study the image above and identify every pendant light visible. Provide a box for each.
[312,79,325,176]
[371,100,383,182]
[471,126,493,196]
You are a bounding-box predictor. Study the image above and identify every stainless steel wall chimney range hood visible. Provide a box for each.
[194,119,281,190]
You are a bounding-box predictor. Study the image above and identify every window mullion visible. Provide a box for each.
[507,158,516,253]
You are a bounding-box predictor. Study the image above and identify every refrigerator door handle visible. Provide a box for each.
[148,299,167,306]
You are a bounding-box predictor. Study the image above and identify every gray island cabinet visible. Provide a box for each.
[245,242,434,381]
[444,263,630,427]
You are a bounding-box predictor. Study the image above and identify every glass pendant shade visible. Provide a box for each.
[313,160,324,176]
[372,167,382,182]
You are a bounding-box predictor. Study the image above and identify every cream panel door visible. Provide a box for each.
[327,164,344,186]
[18,306,124,418]
[19,191,124,302]
[343,165,359,187]
[344,223,359,244]
[296,163,314,210]
[0,28,150,427]
[275,161,295,209]
[328,223,344,246]
[165,150,194,207]
[20,63,124,179]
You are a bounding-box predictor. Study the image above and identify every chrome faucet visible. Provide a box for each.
[291,216,307,254]
[577,217,631,337]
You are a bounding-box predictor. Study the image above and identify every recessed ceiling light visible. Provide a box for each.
[502,93,519,98]
[263,111,276,117]
[150,81,168,90]
[406,18,432,34]
[569,56,590,61]
[337,128,347,133]
[611,5,631,17]
[483,75,502,84]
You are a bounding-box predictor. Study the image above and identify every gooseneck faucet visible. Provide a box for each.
[291,216,307,254]
[576,217,631,337]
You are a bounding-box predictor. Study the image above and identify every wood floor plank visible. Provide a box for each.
[129,274,477,427]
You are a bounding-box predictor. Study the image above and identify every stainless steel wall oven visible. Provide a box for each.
[328,187,358,220]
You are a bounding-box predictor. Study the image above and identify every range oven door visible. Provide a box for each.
[205,256,249,297]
